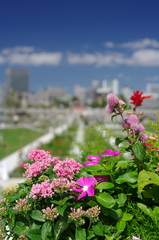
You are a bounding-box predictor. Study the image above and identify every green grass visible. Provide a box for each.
[41,124,78,158]
[0,128,43,159]
[123,202,159,240]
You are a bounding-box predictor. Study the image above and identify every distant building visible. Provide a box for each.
[97,79,119,95]
[146,83,159,95]
[6,69,29,93]
[26,87,66,107]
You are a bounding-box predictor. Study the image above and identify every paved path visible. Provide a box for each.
[69,121,85,158]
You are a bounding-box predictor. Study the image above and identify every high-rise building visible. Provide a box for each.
[6,69,29,93]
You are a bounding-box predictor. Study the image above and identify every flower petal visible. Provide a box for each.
[77,191,87,200]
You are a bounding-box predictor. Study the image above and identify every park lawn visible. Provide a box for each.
[0,128,43,159]
[41,124,78,158]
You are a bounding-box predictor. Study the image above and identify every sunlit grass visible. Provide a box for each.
[0,128,43,159]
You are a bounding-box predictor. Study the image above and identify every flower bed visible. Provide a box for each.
[10,124,78,178]
[1,91,159,240]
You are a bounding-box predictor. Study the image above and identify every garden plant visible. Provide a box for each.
[1,90,159,240]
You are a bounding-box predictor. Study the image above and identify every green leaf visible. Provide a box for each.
[116,220,126,232]
[13,221,26,235]
[117,193,127,205]
[87,230,95,239]
[41,221,51,240]
[92,221,104,236]
[57,205,67,216]
[96,192,116,208]
[121,213,133,221]
[137,203,153,217]
[109,209,123,220]
[26,229,41,240]
[96,182,114,190]
[132,142,146,161]
[54,217,69,240]
[75,228,86,240]
[116,161,129,169]
[30,210,45,222]
[115,171,137,184]
[115,137,127,146]
[152,206,159,223]
[85,165,105,171]
[138,170,159,193]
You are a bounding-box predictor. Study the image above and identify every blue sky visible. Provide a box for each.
[1,0,159,93]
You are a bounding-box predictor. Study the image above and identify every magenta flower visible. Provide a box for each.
[98,149,121,157]
[74,176,96,200]
[87,155,101,160]
[131,236,142,240]
[82,160,100,166]
[94,175,108,183]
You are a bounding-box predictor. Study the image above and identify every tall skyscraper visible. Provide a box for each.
[6,69,29,93]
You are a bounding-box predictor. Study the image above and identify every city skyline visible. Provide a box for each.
[1,1,159,93]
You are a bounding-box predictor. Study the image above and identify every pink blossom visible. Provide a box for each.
[105,93,126,114]
[30,180,54,200]
[53,158,82,179]
[24,158,53,178]
[139,134,148,141]
[131,236,142,240]
[135,124,145,133]
[28,149,52,162]
[74,176,96,200]
[106,93,120,107]
[82,160,100,166]
[98,149,121,157]
[51,177,75,193]
[42,204,59,220]
[94,175,108,183]
[87,155,101,160]
[127,114,139,125]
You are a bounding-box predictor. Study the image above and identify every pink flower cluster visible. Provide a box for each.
[24,149,60,178]
[42,204,59,220]
[13,196,31,212]
[30,180,54,200]
[28,149,52,161]
[53,158,82,179]
[122,114,148,141]
[51,177,76,193]
[105,93,125,114]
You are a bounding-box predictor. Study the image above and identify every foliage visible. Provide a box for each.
[1,91,159,240]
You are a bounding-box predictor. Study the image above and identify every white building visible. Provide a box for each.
[97,79,119,95]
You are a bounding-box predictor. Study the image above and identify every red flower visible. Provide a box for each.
[130,90,152,108]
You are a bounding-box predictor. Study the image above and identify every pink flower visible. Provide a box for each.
[51,177,75,193]
[53,158,82,179]
[131,236,142,240]
[30,180,54,200]
[127,114,139,125]
[106,93,120,107]
[74,176,96,200]
[82,160,100,166]
[98,149,121,157]
[94,175,108,183]
[28,149,51,162]
[139,134,148,141]
[105,93,126,114]
[87,155,101,160]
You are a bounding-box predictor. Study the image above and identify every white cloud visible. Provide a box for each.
[121,38,159,49]
[104,41,115,48]
[67,52,125,66]
[129,49,159,66]
[0,47,63,66]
